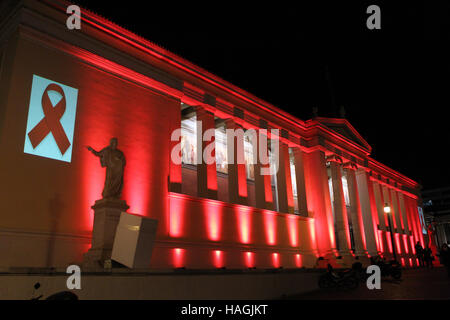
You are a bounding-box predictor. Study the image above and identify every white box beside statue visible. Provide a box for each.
[111,212,158,268]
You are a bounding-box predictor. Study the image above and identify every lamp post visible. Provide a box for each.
[384,203,397,261]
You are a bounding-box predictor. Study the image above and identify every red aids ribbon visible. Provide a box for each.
[28,83,71,155]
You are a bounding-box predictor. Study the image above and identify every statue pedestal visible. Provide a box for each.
[111,212,158,269]
[83,199,129,269]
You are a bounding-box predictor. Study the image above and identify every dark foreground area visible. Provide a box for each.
[288,267,450,300]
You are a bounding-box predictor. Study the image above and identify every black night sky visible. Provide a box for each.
[74,0,450,190]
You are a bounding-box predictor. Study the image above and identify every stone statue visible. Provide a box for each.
[427,221,438,256]
[87,138,125,199]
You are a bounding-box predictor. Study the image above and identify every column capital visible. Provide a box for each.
[224,118,243,129]
[193,105,215,117]
[326,154,343,164]
[343,162,358,171]
[291,146,302,154]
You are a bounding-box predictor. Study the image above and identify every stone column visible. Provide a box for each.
[253,130,273,210]
[276,141,295,214]
[394,191,409,261]
[169,105,182,193]
[372,180,390,256]
[343,163,368,258]
[403,193,419,265]
[225,119,247,205]
[355,169,379,257]
[397,191,413,258]
[83,199,129,269]
[303,150,337,258]
[195,106,218,199]
[382,185,401,258]
[389,188,407,257]
[291,147,308,216]
[328,156,352,257]
[390,189,403,233]
[405,195,425,247]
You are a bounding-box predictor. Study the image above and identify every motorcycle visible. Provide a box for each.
[31,282,79,300]
[318,264,359,290]
[370,256,402,280]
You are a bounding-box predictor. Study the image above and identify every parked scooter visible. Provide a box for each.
[370,256,402,280]
[31,282,78,300]
[318,264,359,290]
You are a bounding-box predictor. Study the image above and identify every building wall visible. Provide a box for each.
[0,29,318,269]
[0,30,180,267]
[0,1,426,270]
[151,193,316,269]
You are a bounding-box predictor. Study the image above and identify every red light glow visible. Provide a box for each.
[204,201,223,241]
[295,254,302,268]
[173,248,185,268]
[366,180,380,252]
[213,250,224,268]
[236,206,252,244]
[263,211,277,245]
[245,251,255,268]
[395,233,402,254]
[287,214,299,247]
[308,219,318,255]
[237,163,248,198]
[410,236,416,254]
[79,115,110,231]
[81,151,104,230]
[386,232,393,253]
[377,230,384,253]
[122,134,152,215]
[402,234,409,254]
[272,253,280,268]
[169,196,185,238]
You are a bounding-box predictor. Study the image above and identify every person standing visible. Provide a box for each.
[423,246,434,269]
[415,242,424,267]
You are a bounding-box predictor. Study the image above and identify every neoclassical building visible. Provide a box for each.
[0,0,425,269]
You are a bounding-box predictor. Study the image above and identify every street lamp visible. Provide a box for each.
[384,203,397,261]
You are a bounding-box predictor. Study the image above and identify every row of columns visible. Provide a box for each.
[170,106,310,215]
[371,178,424,263]
[327,156,371,262]
[303,150,422,264]
[169,105,424,264]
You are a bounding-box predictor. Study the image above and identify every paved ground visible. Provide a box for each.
[288,267,450,300]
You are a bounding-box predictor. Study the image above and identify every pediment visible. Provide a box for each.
[315,118,372,152]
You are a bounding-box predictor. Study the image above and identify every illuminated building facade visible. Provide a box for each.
[0,0,425,269]
[423,187,450,248]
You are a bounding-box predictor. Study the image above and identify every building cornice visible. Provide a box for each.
[7,0,420,192]
[37,0,310,132]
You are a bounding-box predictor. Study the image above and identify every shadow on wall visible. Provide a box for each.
[46,193,64,267]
